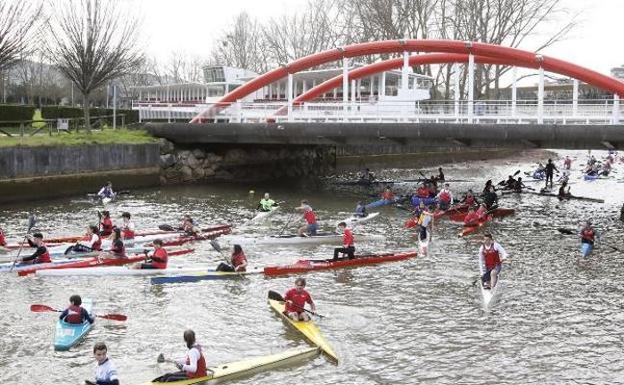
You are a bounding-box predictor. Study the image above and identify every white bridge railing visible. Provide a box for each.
[134,99,624,125]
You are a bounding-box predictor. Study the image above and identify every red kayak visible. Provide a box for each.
[17,248,194,276]
[405,203,470,228]
[263,251,417,276]
[458,215,492,237]
[450,208,515,223]
[155,226,232,247]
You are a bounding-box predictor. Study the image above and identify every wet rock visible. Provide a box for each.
[159,138,175,154]
[192,149,206,159]
[160,154,175,168]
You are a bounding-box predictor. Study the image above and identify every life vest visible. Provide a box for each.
[439,190,451,204]
[64,304,84,324]
[303,210,316,225]
[464,195,475,205]
[343,228,354,247]
[150,248,168,269]
[483,245,501,270]
[36,244,51,263]
[381,191,394,201]
[417,187,429,198]
[186,345,208,378]
[581,228,595,243]
[0,231,6,247]
[122,223,135,239]
[231,251,247,271]
[101,218,113,236]
[464,212,479,225]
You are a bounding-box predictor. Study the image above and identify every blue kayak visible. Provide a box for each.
[581,243,593,257]
[365,198,398,209]
[54,298,94,351]
[410,196,437,206]
[583,174,600,181]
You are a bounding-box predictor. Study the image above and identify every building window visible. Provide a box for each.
[205,67,225,83]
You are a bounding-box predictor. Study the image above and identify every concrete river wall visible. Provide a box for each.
[0,144,161,204]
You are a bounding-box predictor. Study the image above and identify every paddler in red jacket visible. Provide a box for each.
[139,239,167,269]
[381,186,395,201]
[463,207,479,225]
[284,277,316,321]
[100,210,114,237]
[0,226,6,248]
[216,244,248,272]
[20,233,51,264]
[462,190,477,206]
[416,184,429,199]
[120,212,136,240]
[157,330,209,381]
[297,200,318,237]
[436,183,453,210]
[333,222,355,260]
[59,294,94,325]
[479,233,509,289]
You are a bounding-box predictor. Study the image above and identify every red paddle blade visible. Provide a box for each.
[30,304,58,312]
[97,314,127,321]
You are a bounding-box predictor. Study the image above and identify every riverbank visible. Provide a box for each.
[0,128,157,147]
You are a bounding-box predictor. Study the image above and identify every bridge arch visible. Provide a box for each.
[191,39,624,122]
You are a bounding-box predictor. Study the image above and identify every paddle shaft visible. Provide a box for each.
[268,290,324,318]
[10,215,36,272]
[277,212,295,237]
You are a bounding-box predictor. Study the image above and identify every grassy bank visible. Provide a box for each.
[0,128,158,147]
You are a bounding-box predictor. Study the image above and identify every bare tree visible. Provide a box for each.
[0,0,43,73]
[46,0,143,131]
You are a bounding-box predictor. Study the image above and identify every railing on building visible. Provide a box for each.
[133,99,624,125]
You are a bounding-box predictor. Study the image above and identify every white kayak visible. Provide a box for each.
[225,232,385,246]
[337,212,380,227]
[0,245,150,263]
[478,258,500,310]
[35,265,215,277]
[248,207,281,224]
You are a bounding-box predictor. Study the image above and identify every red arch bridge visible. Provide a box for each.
[141,40,624,150]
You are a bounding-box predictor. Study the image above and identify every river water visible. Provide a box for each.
[1,149,623,385]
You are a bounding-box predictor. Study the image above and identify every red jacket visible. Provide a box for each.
[284,288,313,314]
[343,228,354,247]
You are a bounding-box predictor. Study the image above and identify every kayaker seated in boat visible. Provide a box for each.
[483,186,498,210]
[436,183,453,210]
[297,200,318,237]
[156,329,210,382]
[463,207,480,225]
[68,225,102,254]
[381,186,394,201]
[558,181,571,200]
[284,278,316,321]
[482,180,494,195]
[511,177,526,192]
[333,222,355,260]
[216,244,248,272]
[354,201,368,218]
[97,181,115,200]
[462,190,477,206]
[59,295,94,325]
[91,342,119,385]
[480,233,508,289]
[416,184,429,199]
[601,160,612,176]
[120,212,135,240]
[358,168,376,182]
[503,175,517,189]
[436,167,445,181]
[258,192,277,212]
[100,210,114,237]
[139,239,167,269]
[417,205,435,243]
[100,228,126,260]
[0,226,6,248]
[475,204,489,222]
[20,233,51,264]
[179,215,198,235]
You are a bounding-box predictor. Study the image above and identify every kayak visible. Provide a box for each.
[248,207,280,224]
[150,267,264,285]
[524,170,545,180]
[501,190,604,203]
[478,259,499,310]
[581,242,593,257]
[17,248,194,276]
[405,203,469,228]
[23,225,232,246]
[410,196,437,207]
[35,265,215,277]
[139,347,319,385]
[365,197,399,209]
[337,212,380,227]
[1,258,95,273]
[225,233,384,246]
[268,299,338,363]
[0,245,150,263]
[449,208,515,222]
[54,298,94,351]
[153,227,233,247]
[263,251,416,276]
[459,215,492,237]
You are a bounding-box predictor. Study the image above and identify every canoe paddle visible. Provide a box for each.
[10,214,36,272]
[267,290,325,318]
[277,212,295,237]
[30,304,127,321]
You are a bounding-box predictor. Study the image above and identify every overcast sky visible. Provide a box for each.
[139,0,622,79]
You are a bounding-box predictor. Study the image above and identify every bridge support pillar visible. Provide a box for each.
[454,63,460,120]
[288,73,294,122]
[401,51,409,91]
[467,54,474,123]
[343,57,349,122]
[612,94,620,124]
[573,79,579,116]
[511,66,517,118]
[538,66,544,124]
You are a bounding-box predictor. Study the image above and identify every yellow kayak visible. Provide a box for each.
[268,299,338,363]
[139,347,319,385]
